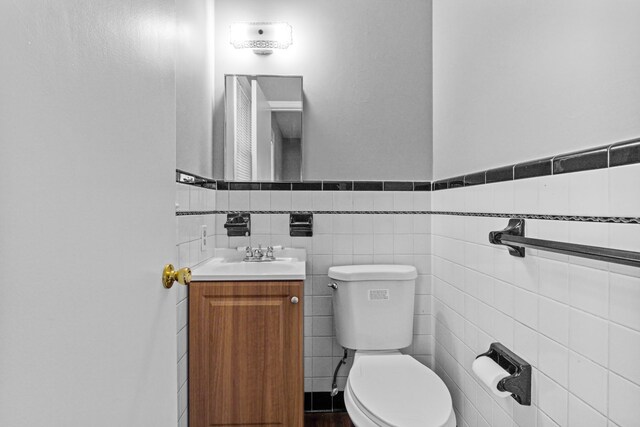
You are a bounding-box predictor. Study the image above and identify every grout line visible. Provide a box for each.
[178,404,188,420]
[177,322,188,335]
[177,352,187,366]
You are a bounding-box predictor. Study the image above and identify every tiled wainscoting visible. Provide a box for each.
[431,163,640,427]
[174,182,434,415]
[209,189,434,396]
[175,139,639,423]
[174,184,217,427]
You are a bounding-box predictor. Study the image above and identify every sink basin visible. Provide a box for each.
[191,248,307,281]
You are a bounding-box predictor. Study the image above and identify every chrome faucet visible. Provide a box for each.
[253,244,264,259]
[243,245,276,262]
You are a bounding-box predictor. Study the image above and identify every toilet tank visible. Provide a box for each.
[328,265,417,350]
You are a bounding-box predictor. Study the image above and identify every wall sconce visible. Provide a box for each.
[230,22,292,55]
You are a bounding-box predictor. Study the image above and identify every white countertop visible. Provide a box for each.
[191,248,306,281]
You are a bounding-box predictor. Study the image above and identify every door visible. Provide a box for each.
[190,281,304,427]
[0,2,178,426]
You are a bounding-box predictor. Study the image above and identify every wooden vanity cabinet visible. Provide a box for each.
[189,280,304,427]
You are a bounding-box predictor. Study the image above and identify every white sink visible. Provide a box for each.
[191,248,307,281]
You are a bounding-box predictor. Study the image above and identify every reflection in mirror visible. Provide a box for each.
[224,75,303,182]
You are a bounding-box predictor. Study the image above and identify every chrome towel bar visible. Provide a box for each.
[489,218,640,268]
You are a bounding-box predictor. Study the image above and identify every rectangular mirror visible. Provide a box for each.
[224,75,303,182]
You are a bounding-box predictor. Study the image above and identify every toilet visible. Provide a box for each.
[328,264,456,427]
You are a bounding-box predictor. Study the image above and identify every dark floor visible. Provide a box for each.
[304,412,354,427]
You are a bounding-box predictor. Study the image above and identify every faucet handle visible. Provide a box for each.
[266,246,274,258]
[253,244,264,258]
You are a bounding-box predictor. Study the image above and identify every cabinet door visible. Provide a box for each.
[189,281,303,427]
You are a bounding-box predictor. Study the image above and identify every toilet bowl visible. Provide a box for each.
[343,351,455,427]
[328,265,456,427]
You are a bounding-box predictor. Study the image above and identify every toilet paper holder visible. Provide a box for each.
[477,342,531,406]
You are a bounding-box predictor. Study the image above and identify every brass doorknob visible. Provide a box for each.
[162,264,192,289]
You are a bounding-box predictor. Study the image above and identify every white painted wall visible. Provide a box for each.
[433,0,640,179]
[0,1,178,426]
[214,0,433,181]
[176,0,215,178]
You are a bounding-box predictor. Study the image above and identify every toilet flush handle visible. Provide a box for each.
[327,282,338,290]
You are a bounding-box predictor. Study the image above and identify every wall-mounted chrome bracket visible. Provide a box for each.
[489,218,525,258]
[224,213,251,237]
[290,213,313,237]
[477,342,531,406]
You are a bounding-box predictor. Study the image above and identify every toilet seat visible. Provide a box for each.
[346,352,455,427]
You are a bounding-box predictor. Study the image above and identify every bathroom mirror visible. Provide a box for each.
[224,75,303,182]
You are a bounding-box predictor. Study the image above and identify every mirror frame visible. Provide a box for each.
[223,74,304,182]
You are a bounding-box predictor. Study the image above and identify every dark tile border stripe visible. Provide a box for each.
[448,176,465,188]
[176,210,640,224]
[433,137,640,191]
[177,173,432,192]
[413,182,432,191]
[292,182,322,191]
[485,165,513,184]
[353,181,383,191]
[464,171,485,187]
[228,182,260,191]
[304,392,312,412]
[260,182,292,191]
[553,147,607,175]
[176,169,217,189]
[383,181,413,191]
[304,391,346,413]
[323,181,353,191]
[610,138,640,167]
[515,158,551,180]
[432,180,448,191]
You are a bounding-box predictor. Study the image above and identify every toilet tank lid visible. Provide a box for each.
[328,264,417,281]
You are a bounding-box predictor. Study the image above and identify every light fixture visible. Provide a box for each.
[230,22,292,55]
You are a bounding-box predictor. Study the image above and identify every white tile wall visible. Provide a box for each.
[176,164,639,421]
[431,163,640,427]
[212,189,433,392]
[175,183,217,427]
